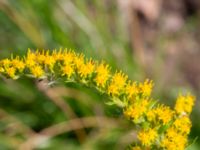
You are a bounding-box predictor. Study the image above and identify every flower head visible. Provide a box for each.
[138,128,158,146]
[30,65,44,78]
[173,116,192,135]
[1,58,11,67]
[125,81,139,100]
[175,93,195,115]
[25,50,36,67]
[5,67,16,78]
[161,127,188,150]
[107,71,127,95]
[62,64,74,78]
[154,105,174,125]
[124,99,149,122]
[78,59,95,78]
[146,109,157,122]
[11,57,25,71]
[139,79,153,97]
[62,50,75,65]
[94,62,110,88]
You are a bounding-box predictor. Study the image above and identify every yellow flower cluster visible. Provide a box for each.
[108,71,127,96]
[124,99,150,122]
[0,49,195,150]
[160,115,192,150]
[0,57,25,79]
[175,93,195,115]
[95,62,110,88]
[161,127,188,150]
[121,75,195,150]
[154,105,174,125]
[138,128,158,146]
[126,93,194,150]
[173,116,191,135]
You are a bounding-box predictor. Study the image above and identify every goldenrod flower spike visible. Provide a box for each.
[0,49,195,150]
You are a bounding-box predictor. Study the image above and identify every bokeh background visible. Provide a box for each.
[0,0,200,149]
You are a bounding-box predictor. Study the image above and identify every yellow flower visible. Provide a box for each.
[52,49,65,61]
[161,127,187,150]
[124,106,141,121]
[62,64,74,78]
[138,128,158,146]
[35,50,46,64]
[124,99,149,121]
[165,127,178,138]
[155,105,174,125]
[107,83,119,95]
[94,62,110,88]
[63,50,75,64]
[112,71,128,87]
[30,65,44,78]
[25,58,36,67]
[1,58,11,67]
[35,51,55,70]
[11,57,25,71]
[25,50,36,67]
[5,67,16,78]
[78,59,95,78]
[146,109,156,122]
[44,55,56,70]
[139,79,153,97]
[74,53,85,71]
[175,93,195,115]
[27,49,36,60]
[161,137,180,150]
[107,71,127,95]
[173,116,191,135]
[125,81,139,99]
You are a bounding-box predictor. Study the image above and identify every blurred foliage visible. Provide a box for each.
[0,0,199,150]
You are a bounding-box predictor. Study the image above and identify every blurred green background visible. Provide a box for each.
[0,0,200,149]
